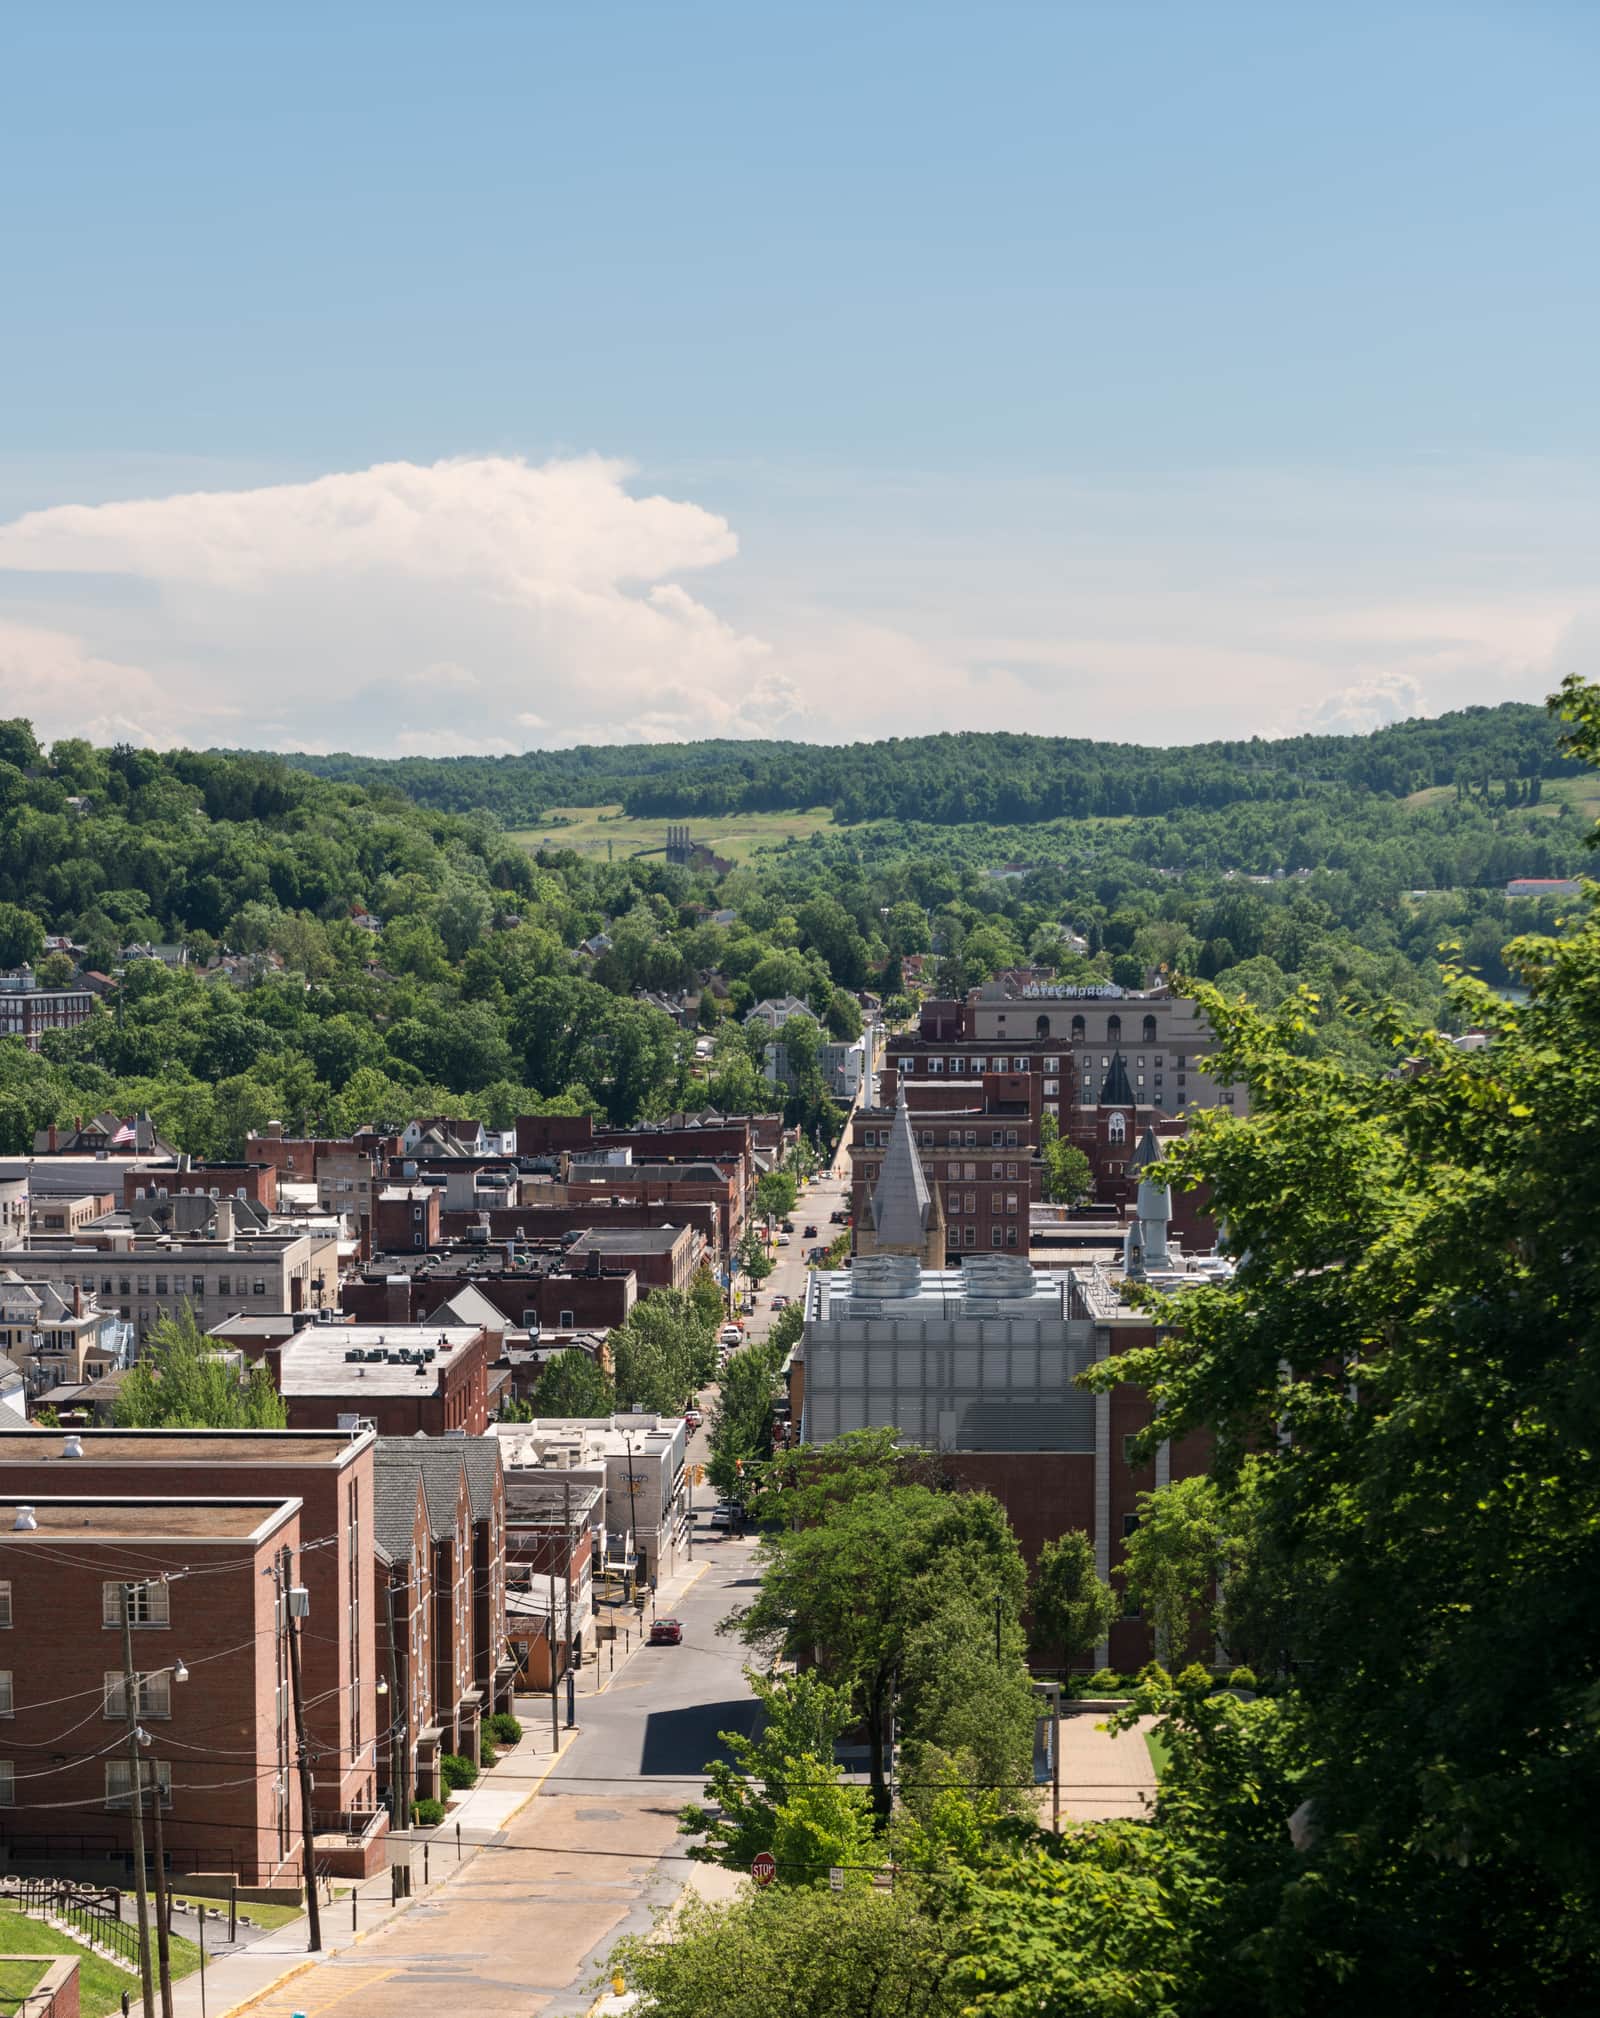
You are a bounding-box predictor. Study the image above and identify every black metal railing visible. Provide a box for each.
[0,1878,140,1968]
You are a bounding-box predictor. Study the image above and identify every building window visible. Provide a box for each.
[1044,1080,1058,1096]
[105,1760,172,1810]
[0,1672,11,1716]
[252,1279,266,1296]
[0,1583,8,1627]
[216,1275,230,1296]
[154,1275,168,1296]
[1006,1226,1018,1247]
[559,1309,575,1328]
[964,1130,977,1148]
[1122,1513,1141,1539]
[1006,1194,1019,1213]
[1143,1015,1158,1044]
[190,1276,204,1297]
[1122,1434,1141,1466]
[1006,1163,1018,1180]
[1108,1112,1127,1145]
[990,1130,1003,1148]
[971,1057,986,1073]
[104,1670,171,1719]
[0,1760,11,1806]
[1044,1056,1059,1072]
[929,1057,943,1073]
[102,1581,169,1629]
[991,1226,1004,1247]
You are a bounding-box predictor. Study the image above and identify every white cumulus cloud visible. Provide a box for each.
[0,454,792,753]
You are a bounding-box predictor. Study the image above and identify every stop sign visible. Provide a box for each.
[751,1851,777,1886]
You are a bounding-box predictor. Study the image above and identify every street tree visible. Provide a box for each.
[528,1349,615,1418]
[1031,1529,1118,1670]
[1121,1476,1225,1665]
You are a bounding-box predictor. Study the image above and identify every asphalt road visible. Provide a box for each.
[242,1517,764,2018]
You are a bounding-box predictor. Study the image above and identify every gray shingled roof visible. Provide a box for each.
[375,1434,502,1541]
[372,1455,425,1567]
[870,1096,934,1248]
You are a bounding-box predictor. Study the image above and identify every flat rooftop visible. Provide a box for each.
[279,1324,482,1394]
[567,1227,688,1253]
[0,1428,370,1466]
[0,1497,297,1541]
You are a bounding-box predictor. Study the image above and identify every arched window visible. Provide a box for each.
[1106,1015,1122,1043]
[1142,1015,1158,1044]
[1070,1014,1085,1041]
[1108,1111,1127,1144]
[1036,1014,1050,1039]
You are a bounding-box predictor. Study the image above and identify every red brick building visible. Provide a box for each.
[0,1428,383,1863]
[343,1261,636,1338]
[372,1185,443,1255]
[124,1160,279,1212]
[850,1086,1045,1258]
[0,1494,306,1883]
[564,1224,702,1292]
[273,1325,493,1438]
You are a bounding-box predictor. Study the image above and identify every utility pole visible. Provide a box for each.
[119,1586,156,2018]
[147,1747,174,2018]
[282,1545,322,1952]
[546,1565,560,1750]
[995,1592,1003,1667]
[562,1480,576,1730]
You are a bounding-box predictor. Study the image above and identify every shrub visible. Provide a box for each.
[480,1733,498,1768]
[440,1752,478,1791]
[488,1711,522,1746]
[411,1797,445,1827]
[1086,1667,1124,1695]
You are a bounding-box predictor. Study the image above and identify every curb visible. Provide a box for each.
[215,1954,316,2018]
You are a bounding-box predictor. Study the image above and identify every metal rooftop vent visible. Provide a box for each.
[12,1505,37,1531]
[62,1434,84,1458]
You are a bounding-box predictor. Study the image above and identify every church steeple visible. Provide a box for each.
[871,1094,934,1248]
[1101,1051,1134,1107]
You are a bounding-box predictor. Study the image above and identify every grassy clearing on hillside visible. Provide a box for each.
[1403,776,1600,821]
[510,803,841,864]
[0,1904,200,2018]
[0,1960,45,2016]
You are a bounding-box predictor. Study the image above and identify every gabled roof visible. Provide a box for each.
[375,1432,502,1535]
[870,1096,934,1248]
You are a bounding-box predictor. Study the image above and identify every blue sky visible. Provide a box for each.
[2,2,1597,753]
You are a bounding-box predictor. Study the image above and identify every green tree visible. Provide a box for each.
[1031,1529,1118,1669]
[1038,1111,1093,1206]
[681,1667,865,1874]
[1121,1476,1224,1664]
[730,1454,1027,1820]
[114,1306,287,1428]
[755,1170,798,1223]
[0,903,45,968]
[609,1882,961,2018]
[528,1349,616,1418]
[609,1288,717,1414]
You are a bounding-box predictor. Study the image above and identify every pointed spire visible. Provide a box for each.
[1101,1052,1134,1107]
[871,1092,934,1249]
[1134,1124,1162,1169]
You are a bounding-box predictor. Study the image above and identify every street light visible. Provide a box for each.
[172,1659,188,1686]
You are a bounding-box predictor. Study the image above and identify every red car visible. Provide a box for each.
[649,1618,684,1646]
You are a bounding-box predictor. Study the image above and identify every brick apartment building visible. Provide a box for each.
[850,1083,1045,1259]
[272,1324,493,1437]
[373,1436,509,1787]
[562,1163,742,1252]
[0,1494,307,1883]
[0,1426,384,1871]
[0,968,96,1049]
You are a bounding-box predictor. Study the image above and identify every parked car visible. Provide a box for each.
[720,1325,743,1346]
[776,1233,791,1247]
[771,1294,789,1311]
[829,1209,848,1224]
[684,1409,703,1429]
[781,1219,795,1233]
[649,1618,684,1646]
[709,1506,733,1528]
[803,1224,818,1238]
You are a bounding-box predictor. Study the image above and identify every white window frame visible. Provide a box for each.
[102,1582,169,1629]
[104,1670,171,1720]
[105,1759,172,1810]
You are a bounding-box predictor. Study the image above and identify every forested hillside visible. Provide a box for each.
[0,694,1589,1162]
[286,701,1578,826]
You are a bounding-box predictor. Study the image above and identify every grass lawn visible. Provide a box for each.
[169,1891,305,1932]
[0,1961,46,2017]
[1144,1728,1172,1780]
[510,802,844,864]
[0,1904,200,2018]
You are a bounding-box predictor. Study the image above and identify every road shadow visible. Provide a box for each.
[640,1698,762,1779]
